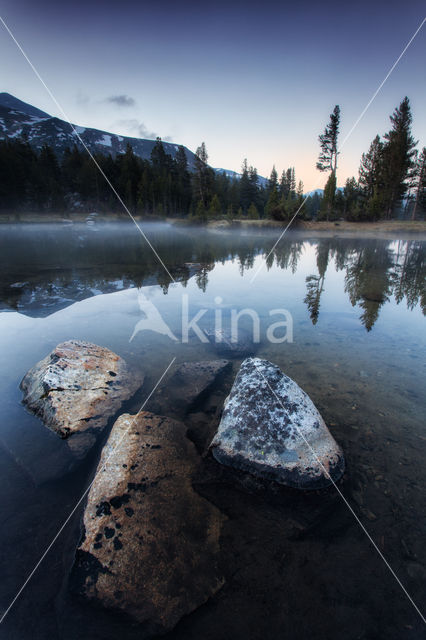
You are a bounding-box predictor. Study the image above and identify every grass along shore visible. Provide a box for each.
[203,218,426,236]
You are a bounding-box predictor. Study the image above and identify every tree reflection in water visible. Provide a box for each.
[302,238,425,331]
[0,223,424,331]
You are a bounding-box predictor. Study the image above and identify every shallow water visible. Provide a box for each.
[0,222,425,639]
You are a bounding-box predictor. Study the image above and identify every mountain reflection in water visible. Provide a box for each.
[0,223,424,332]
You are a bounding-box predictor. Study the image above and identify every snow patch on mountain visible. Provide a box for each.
[99,134,112,147]
[0,93,259,179]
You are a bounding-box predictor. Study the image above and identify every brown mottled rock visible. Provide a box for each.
[20,340,143,457]
[148,359,231,418]
[70,412,225,633]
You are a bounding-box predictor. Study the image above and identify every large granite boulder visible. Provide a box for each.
[147,359,231,418]
[209,357,344,489]
[20,340,143,457]
[71,411,225,634]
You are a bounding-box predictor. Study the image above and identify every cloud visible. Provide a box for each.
[76,91,90,106]
[114,119,172,142]
[106,94,136,107]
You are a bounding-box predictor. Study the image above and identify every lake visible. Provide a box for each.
[0,221,425,639]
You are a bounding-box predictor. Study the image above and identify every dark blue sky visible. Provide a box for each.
[1,0,425,187]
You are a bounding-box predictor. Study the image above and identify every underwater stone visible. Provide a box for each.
[204,328,256,358]
[147,359,231,418]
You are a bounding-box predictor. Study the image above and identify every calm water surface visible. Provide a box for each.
[0,222,425,640]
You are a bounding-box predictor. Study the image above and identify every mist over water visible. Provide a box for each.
[0,222,425,639]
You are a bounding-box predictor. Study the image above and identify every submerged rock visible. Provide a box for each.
[71,412,225,633]
[147,359,231,418]
[209,357,344,489]
[204,328,256,358]
[20,340,143,457]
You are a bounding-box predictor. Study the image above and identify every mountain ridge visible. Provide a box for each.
[0,92,51,119]
[0,92,199,169]
[0,93,269,184]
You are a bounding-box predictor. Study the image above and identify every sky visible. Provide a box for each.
[0,0,425,189]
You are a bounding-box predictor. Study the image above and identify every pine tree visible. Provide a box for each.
[194,142,209,205]
[316,105,340,220]
[239,158,251,213]
[280,167,296,199]
[289,168,296,198]
[358,135,383,210]
[411,147,426,219]
[306,192,322,219]
[150,137,164,165]
[342,177,359,219]
[175,145,188,170]
[247,202,259,219]
[37,144,63,210]
[196,142,208,164]
[208,194,222,218]
[280,169,289,198]
[319,172,337,220]
[268,166,278,192]
[194,198,206,221]
[175,145,191,214]
[265,187,281,219]
[137,168,151,214]
[381,97,417,218]
[248,165,259,209]
[316,106,340,173]
[265,166,281,218]
[119,144,142,212]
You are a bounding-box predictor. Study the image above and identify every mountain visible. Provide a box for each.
[304,187,343,197]
[305,188,324,197]
[0,92,51,119]
[213,167,241,180]
[214,167,268,188]
[0,92,198,169]
[0,93,270,184]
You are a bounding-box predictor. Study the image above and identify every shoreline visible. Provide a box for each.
[207,218,426,238]
[0,213,425,237]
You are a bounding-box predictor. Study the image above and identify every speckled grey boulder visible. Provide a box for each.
[210,357,344,489]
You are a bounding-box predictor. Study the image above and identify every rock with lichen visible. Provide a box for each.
[209,357,344,489]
